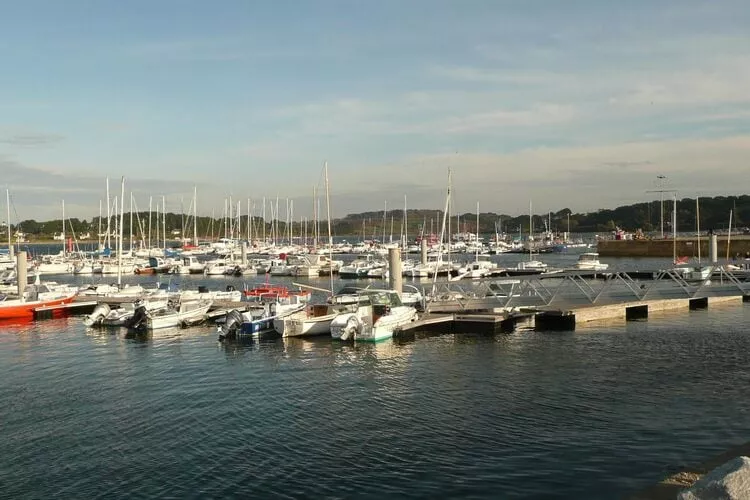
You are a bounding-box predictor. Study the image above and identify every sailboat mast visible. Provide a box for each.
[5,190,11,258]
[727,209,733,260]
[476,201,480,261]
[324,161,334,294]
[696,197,701,264]
[61,200,65,257]
[97,199,102,252]
[194,187,199,247]
[382,200,387,246]
[129,193,133,253]
[162,196,166,251]
[672,194,677,264]
[117,177,125,286]
[262,196,266,244]
[529,200,533,261]
[404,195,408,250]
[148,196,152,249]
[105,177,111,250]
[313,186,318,250]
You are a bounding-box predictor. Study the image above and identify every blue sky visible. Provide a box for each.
[2,0,750,222]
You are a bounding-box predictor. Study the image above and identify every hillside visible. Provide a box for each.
[5,195,749,242]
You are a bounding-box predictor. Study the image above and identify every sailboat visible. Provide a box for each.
[454,202,497,280]
[674,197,712,282]
[504,202,550,276]
[273,162,352,337]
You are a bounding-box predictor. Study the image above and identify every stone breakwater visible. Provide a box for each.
[629,442,750,499]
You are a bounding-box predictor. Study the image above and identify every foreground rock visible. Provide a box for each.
[677,456,750,499]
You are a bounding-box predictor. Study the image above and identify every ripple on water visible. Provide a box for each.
[0,304,750,498]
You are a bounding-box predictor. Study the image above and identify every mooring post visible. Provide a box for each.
[17,250,27,300]
[420,239,428,265]
[710,234,718,264]
[388,248,403,297]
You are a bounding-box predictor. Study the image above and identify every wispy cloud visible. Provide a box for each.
[0,132,64,148]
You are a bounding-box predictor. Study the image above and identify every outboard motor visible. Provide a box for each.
[340,316,360,341]
[125,302,149,331]
[84,303,111,327]
[218,309,244,341]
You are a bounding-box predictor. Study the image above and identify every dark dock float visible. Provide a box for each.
[34,301,99,320]
[396,310,538,336]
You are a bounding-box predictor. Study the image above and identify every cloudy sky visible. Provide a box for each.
[2,0,749,222]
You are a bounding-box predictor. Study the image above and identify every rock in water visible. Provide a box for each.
[678,456,750,499]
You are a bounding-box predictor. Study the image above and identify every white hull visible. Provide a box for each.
[146,301,212,329]
[36,262,73,274]
[273,312,338,337]
[331,306,417,341]
[293,266,321,277]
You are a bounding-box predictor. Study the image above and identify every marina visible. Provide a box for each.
[4,0,750,497]
[4,193,750,498]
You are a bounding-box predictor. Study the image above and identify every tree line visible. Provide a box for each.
[6,195,748,241]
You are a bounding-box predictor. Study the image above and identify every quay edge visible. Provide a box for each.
[597,236,750,258]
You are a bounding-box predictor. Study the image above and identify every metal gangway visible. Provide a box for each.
[424,266,750,313]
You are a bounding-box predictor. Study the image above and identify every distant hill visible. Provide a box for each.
[6,195,749,242]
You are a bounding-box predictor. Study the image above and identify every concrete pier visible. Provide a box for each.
[567,295,744,325]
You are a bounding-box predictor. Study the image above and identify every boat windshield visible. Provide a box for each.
[363,291,402,307]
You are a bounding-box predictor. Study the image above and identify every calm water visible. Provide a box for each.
[1,253,750,498]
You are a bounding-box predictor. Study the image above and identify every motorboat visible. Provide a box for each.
[126,298,212,330]
[339,255,379,279]
[273,301,358,337]
[176,255,205,274]
[573,252,609,271]
[217,296,306,340]
[330,289,417,342]
[0,284,77,320]
[77,283,145,298]
[455,257,498,279]
[329,284,423,310]
[84,298,170,327]
[501,260,548,276]
[178,285,242,302]
[204,259,232,276]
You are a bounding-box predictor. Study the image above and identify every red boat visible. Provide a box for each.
[242,283,311,302]
[0,293,77,320]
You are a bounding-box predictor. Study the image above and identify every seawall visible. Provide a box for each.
[597,236,750,258]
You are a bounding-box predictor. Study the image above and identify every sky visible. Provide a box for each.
[2,0,750,223]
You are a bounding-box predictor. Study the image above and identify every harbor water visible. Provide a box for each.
[1,252,750,498]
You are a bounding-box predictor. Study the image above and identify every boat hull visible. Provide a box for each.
[0,295,76,320]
